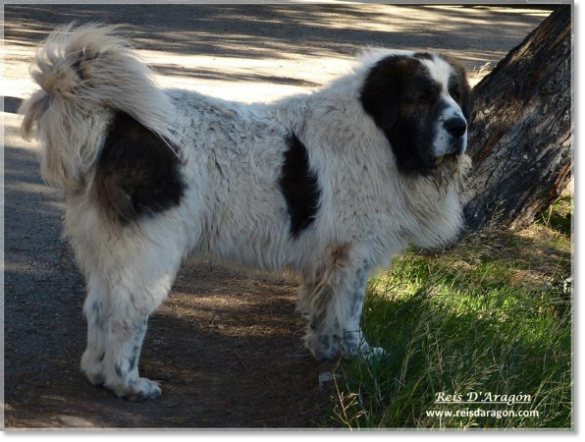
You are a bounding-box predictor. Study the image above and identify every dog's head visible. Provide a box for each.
[360,51,473,176]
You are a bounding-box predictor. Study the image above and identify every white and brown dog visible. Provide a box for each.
[20,25,473,401]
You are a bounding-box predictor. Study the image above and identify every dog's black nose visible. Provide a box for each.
[444,118,467,138]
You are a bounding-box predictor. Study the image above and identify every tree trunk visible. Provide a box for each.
[462,6,572,232]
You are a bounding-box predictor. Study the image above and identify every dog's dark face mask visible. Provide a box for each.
[360,53,473,176]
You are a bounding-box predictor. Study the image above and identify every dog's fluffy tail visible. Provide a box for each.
[19,23,178,192]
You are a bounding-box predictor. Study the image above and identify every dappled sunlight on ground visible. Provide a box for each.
[3,4,549,103]
[430,5,551,19]
[141,50,351,102]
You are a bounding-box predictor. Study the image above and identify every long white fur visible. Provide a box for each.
[20,25,470,401]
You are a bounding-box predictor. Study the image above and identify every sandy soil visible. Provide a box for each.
[2,3,549,429]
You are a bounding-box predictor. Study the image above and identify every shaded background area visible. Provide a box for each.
[3,4,549,102]
[2,3,550,428]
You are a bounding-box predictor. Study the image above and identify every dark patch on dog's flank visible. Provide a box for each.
[279,133,320,238]
[94,112,185,225]
[360,54,471,176]
[114,363,123,377]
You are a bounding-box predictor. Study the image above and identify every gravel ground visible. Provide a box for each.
[2,3,550,429]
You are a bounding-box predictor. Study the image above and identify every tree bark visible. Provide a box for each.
[462,6,573,232]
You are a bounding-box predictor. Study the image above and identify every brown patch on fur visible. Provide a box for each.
[93,112,185,225]
[93,170,137,225]
[331,243,351,265]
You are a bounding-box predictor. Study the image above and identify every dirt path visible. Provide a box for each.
[3,3,549,428]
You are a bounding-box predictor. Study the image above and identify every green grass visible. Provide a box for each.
[330,200,573,429]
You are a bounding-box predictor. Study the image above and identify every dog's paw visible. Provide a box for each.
[305,331,342,362]
[314,345,341,362]
[364,346,389,361]
[116,378,162,402]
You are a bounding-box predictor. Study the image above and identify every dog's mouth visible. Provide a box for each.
[443,152,459,162]
[434,152,460,167]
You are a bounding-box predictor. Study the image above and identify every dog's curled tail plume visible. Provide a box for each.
[19,23,179,192]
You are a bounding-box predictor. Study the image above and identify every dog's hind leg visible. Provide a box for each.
[81,229,185,402]
[102,296,157,402]
[302,249,383,361]
[100,253,181,402]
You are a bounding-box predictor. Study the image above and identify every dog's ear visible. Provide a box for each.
[360,56,413,130]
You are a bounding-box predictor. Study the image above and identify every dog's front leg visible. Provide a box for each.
[302,255,385,361]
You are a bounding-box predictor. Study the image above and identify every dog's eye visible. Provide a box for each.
[419,90,436,104]
[450,87,461,101]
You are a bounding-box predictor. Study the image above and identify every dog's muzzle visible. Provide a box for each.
[443,117,467,155]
